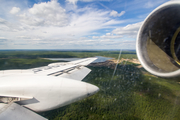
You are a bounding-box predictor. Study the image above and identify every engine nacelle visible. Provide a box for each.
[136,1,180,77]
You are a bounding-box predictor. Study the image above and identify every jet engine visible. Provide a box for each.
[136,1,180,77]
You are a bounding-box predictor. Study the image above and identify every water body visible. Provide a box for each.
[92,56,112,63]
[46,56,112,63]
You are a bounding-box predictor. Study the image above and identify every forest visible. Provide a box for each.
[0,50,180,120]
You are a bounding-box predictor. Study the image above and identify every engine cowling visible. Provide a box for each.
[136,1,180,77]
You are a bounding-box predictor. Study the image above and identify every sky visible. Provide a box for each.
[0,0,169,50]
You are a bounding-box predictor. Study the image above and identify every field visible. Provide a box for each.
[0,50,180,120]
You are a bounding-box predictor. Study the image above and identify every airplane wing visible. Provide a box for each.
[32,57,97,81]
[0,102,47,120]
[59,67,91,81]
[0,57,97,81]
[0,57,98,120]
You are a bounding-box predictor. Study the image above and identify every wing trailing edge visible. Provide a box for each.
[59,67,91,81]
[0,103,47,120]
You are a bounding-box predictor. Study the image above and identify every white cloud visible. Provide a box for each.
[100,35,122,39]
[0,37,6,39]
[110,10,125,17]
[89,21,142,49]
[92,32,122,39]
[92,36,99,39]
[0,0,130,49]
[10,7,20,14]
[92,22,142,41]
[66,0,78,5]
[0,37,7,42]
[66,0,111,5]
[93,35,122,39]
[19,0,68,27]
[103,19,124,26]
[0,18,7,24]
[0,17,20,31]
[16,36,31,39]
[52,7,123,37]
[144,1,154,8]
[144,0,167,8]
[106,33,111,36]
[112,22,143,38]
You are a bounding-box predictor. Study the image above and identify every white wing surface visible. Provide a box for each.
[0,103,47,120]
[59,67,91,81]
[0,57,98,120]
[32,57,97,81]
[0,57,97,80]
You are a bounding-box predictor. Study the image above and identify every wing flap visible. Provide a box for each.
[33,57,97,77]
[0,95,33,104]
[59,67,91,81]
[0,103,47,120]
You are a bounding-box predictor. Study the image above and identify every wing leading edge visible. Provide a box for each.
[0,57,98,120]
[32,57,97,81]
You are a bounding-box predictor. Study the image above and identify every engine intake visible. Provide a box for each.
[136,1,180,77]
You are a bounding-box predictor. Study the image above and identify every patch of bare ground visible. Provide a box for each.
[89,58,141,69]
[89,60,116,69]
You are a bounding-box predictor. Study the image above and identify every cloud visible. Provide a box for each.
[10,7,20,14]
[0,18,7,24]
[66,0,78,5]
[0,18,20,31]
[89,21,142,49]
[0,37,7,42]
[106,33,111,36]
[0,37,6,39]
[19,0,68,27]
[103,19,124,26]
[0,0,135,49]
[144,1,154,8]
[0,2,124,48]
[71,38,136,49]
[66,0,111,5]
[93,33,122,39]
[110,10,125,17]
[92,36,99,39]
[101,35,122,39]
[112,22,143,38]
[50,6,123,37]
[92,22,142,41]
[144,0,167,8]
[16,36,32,39]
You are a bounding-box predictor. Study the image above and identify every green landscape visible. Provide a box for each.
[0,50,180,120]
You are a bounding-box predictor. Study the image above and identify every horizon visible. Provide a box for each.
[0,49,136,51]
